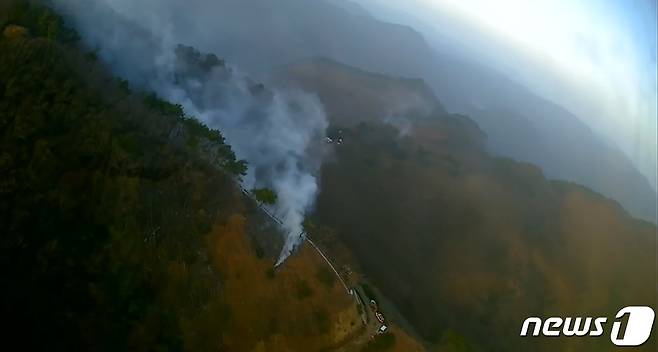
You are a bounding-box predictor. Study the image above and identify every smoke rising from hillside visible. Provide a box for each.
[53,0,328,264]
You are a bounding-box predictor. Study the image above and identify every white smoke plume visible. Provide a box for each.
[53,0,328,264]
[383,115,413,138]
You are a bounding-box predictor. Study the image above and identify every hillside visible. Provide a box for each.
[280,59,658,351]
[0,4,377,351]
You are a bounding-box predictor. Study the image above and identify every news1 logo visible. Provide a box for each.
[520,306,655,346]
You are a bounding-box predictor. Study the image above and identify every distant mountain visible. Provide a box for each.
[162,0,656,222]
[277,58,445,126]
[325,0,371,17]
[279,58,657,351]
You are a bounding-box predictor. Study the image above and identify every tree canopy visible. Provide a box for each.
[0,2,248,349]
[252,187,278,205]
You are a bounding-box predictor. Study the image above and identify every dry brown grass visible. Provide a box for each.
[204,214,363,351]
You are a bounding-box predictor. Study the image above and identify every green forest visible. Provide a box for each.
[0,1,247,350]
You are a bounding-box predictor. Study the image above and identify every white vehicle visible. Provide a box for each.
[378,324,388,334]
[375,311,385,323]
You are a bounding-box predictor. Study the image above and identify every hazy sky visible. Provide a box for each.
[359,0,657,190]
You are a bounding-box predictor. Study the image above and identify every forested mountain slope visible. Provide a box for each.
[0,4,365,351]
[281,59,658,351]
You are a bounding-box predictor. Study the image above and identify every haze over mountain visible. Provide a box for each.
[355,0,657,192]
[68,0,657,222]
